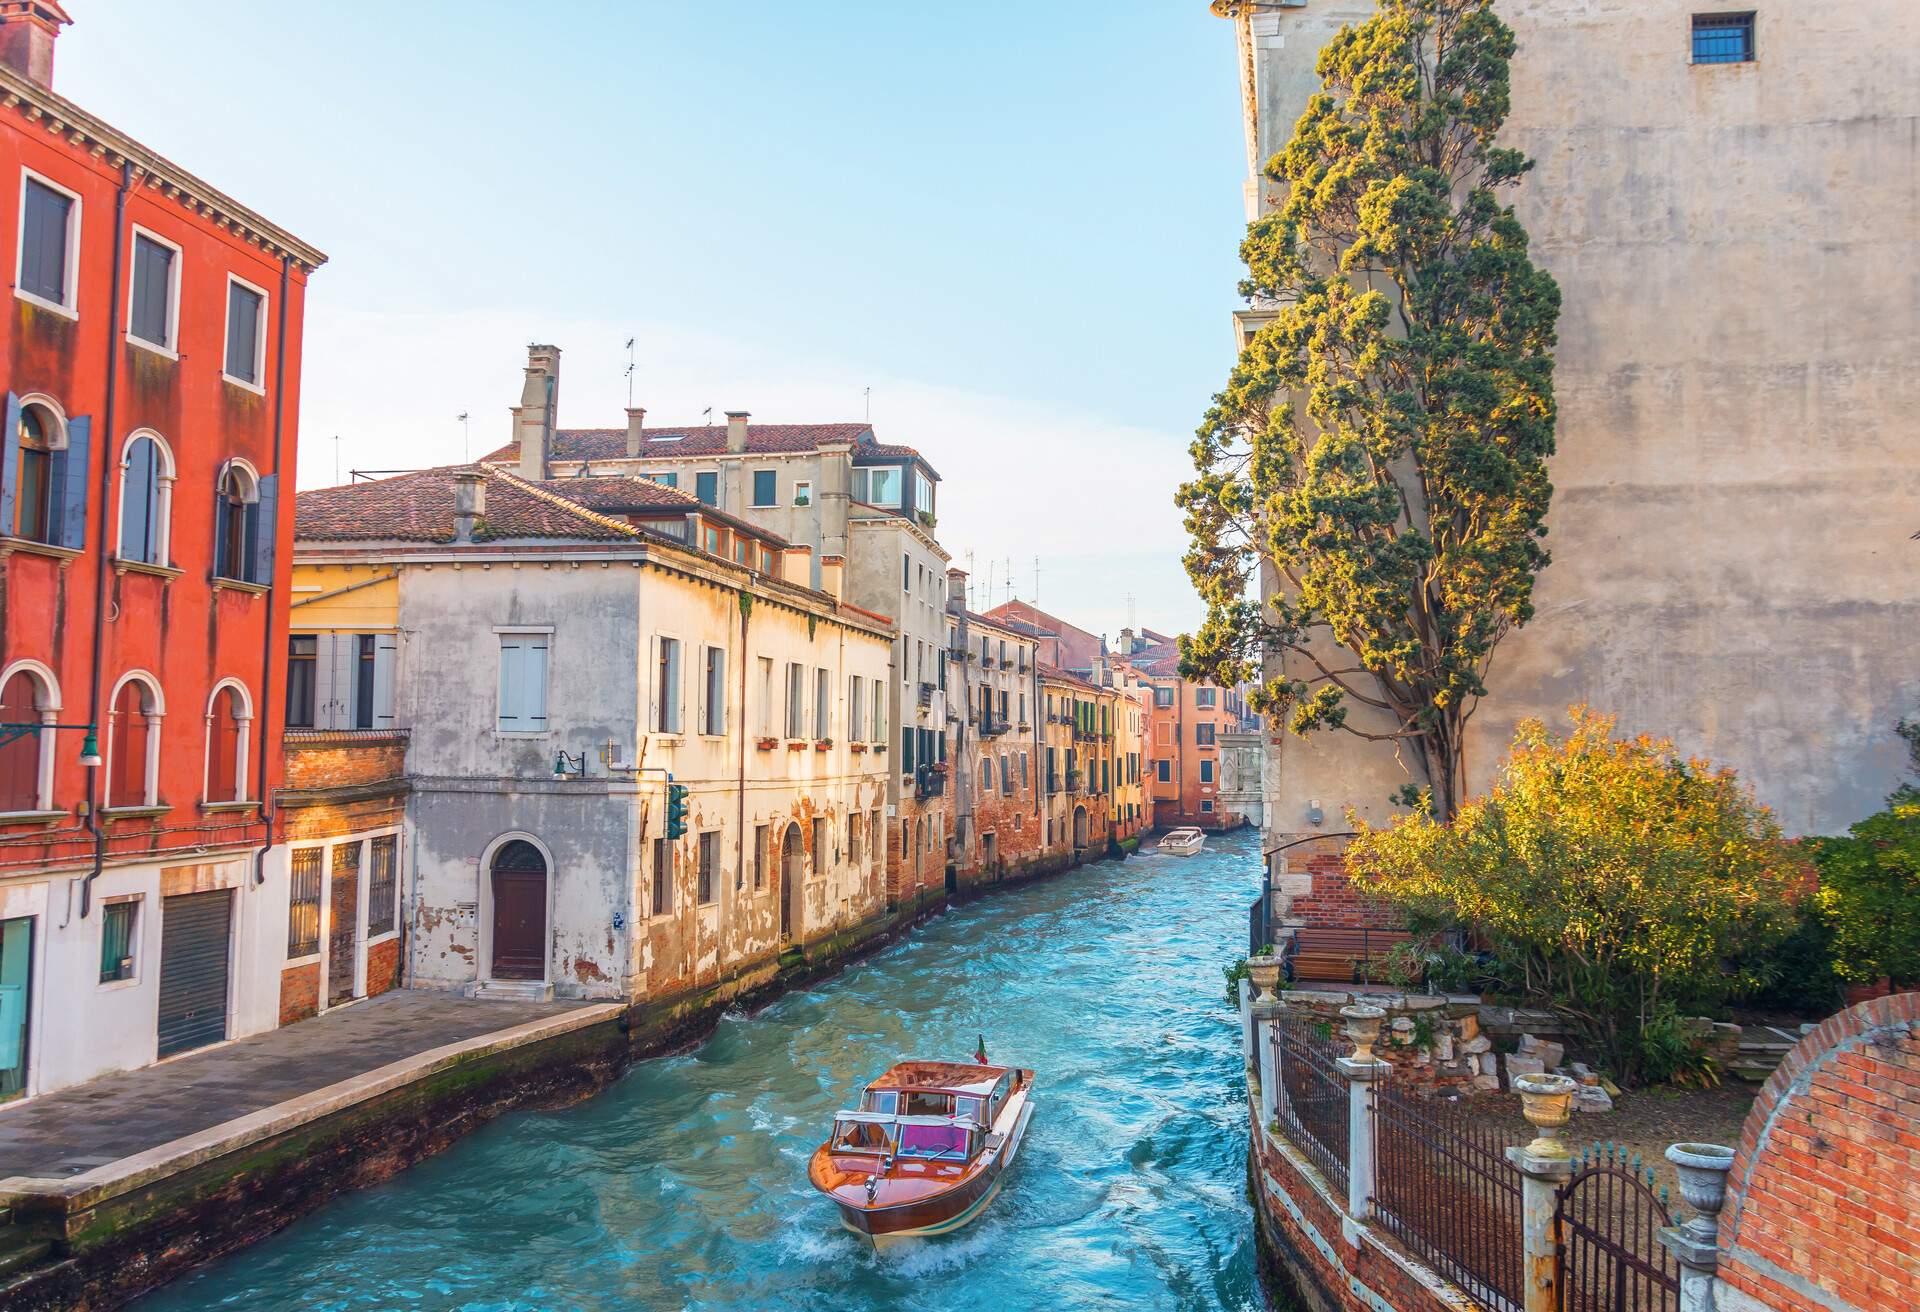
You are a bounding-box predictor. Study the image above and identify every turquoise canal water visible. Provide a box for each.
[140,832,1265,1312]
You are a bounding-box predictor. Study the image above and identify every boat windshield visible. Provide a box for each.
[896,1121,973,1161]
[954,1095,985,1126]
[861,1089,900,1114]
[831,1117,894,1154]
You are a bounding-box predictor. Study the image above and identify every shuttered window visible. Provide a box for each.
[224,279,264,384]
[498,633,550,732]
[288,847,322,957]
[785,663,806,739]
[848,675,864,740]
[654,636,682,733]
[701,646,725,735]
[695,471,718,506]
[368,834,397,934]
[18,177,73,306]
[651,836,671,917]
[697,830,718,904]
[119,434,163,563]
[129,234,176,349]
[751,469,776,507]
[814,667,831,739]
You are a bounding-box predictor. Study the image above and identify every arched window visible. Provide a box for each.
[12,404,53,542]
[118,431,174,565]
[204,682,251,804]
[215,463,256,581]
[108,675,161,809]
[0,664,57,813]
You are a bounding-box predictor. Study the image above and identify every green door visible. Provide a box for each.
[0,916,33,1101]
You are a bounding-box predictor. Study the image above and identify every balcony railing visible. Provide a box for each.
[917,682,935,708]
[915,765,946,801]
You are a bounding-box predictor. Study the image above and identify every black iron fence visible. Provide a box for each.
[1372,1081,1528,1312]
[1557,1148,1680,1312]
[1271,1018,1351,1200]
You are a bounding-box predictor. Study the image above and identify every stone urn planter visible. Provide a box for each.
[1513,1072,1578,1159]
[1340,1003,1386,1062]
[1665,1142,1736,1240]
[1245,954,1283,1003]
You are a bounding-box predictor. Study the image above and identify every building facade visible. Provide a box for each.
[293,463,894,1004]
[1215,0,1920,854]
[1114,635,1246,831]
[945,577,1045,886]
[482,350,951,909]
[0,5,324,1099]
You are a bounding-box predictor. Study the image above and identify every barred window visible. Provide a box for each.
[1691,12,1753,63]
[697,830,718,905]
[100,899,137,983]
[288,847,322,956]
[368,834,398,934]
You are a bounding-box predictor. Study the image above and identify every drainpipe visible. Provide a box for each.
[734,588,747,977]
[78,160,134,920]
[248,255,291,891]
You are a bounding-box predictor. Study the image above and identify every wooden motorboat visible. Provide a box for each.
[1158,827,1206,857]
[807,1058,1035,1241]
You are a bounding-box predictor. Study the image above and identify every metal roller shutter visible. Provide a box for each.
[157,890,232,1059]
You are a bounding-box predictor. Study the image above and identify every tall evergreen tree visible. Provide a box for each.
[1181,0,1560,820]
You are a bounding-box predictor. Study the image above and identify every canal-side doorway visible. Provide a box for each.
[489,840,547,981]
[327,841,361,1005]
[780,823,803,943]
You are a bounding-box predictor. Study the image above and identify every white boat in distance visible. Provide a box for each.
[1157,828,1206,857]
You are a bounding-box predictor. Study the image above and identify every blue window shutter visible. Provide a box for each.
[250,474,277,585]
[213,487,231,581]
[0,393,19,534]
[52,414,90,550]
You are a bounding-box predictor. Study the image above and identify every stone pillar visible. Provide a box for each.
[1506,1073,1578,1312]
[1659,1142,1735,1312]
[1336,1003,1389,1221]
[1252,993,1284,1124]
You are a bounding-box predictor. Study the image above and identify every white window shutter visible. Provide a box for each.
[695,645,709,736]
[526,637,549,726]
[498,637,522,730]
[647,635,660,733]
[372,635,397,728]
[313,634,339,731]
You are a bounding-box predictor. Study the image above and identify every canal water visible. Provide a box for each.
[141,831,1264,1312]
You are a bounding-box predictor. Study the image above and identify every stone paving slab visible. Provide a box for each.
[0,990,602,1179]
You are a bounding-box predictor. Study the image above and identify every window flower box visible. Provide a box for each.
[756,736,779,751]
[814,738,833,751]
[850,742,868,753]
[787,739,808,751]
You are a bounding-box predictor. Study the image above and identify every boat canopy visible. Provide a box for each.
[865,1060,1008,1098]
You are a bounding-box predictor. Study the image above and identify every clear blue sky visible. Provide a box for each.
[58,1,1248,640]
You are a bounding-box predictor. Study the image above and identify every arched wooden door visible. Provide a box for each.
[780,823,803,943]
[490,839,547,981]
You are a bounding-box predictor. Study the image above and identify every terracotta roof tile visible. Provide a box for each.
[295,465,643,544]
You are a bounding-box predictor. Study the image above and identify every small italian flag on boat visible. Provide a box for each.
[975,1034,988,1064]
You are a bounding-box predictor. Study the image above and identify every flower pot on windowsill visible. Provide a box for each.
[931,761,949,773]
[787,739,808,751]
[873,744,887,755]
[849,742,868,753]
[814,738,833,751]
[756,737,779,751]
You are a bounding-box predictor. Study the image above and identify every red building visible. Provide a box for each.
[0,4,323,1099]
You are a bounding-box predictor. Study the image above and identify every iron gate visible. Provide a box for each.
[1556,1148,1680,1311]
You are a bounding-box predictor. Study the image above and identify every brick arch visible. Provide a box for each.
[1718,991,1920,1312]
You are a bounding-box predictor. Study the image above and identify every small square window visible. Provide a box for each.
[1692,12,1753,64]
[793,481,813,508]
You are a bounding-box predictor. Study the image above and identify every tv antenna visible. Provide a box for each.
[702,407,713,427]
[863,386,872,422]
[333,434,341,485]
[457,411,470,461]
[624,337,637,407]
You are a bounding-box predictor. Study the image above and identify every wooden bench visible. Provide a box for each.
[1287,928,1413,985]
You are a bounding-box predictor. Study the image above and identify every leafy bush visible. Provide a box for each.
[1345,708,1812,1085]
[1810,786,1920,990]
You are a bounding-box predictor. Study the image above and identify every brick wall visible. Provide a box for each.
[1717,991,1920,1312]
[1284,853,1402,930]
[366,937,401,998]
[279,962,320,1026]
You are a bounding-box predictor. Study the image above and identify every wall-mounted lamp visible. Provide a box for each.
[553,750,587,779]
[79,730,101,767]
[0,721,102,766]
[1306,799,1324,827]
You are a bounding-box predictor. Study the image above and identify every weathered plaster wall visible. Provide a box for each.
[1238,0,1920,837]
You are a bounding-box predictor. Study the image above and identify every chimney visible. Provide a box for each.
[818,553,845,604]
[452,470,486,543]
[624,406,646,458]
[516,344,560,481]
[726,410,749,454]
[0,2,71,89]
[1119,626,1134,655]
[946,566,968,613]
[780,544,813,587]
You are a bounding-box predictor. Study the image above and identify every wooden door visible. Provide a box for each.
[327,841,361,1005]
[780,824,802,943]
[490,840,547,981]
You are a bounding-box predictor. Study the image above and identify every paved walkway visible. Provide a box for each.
[0,990,598,1179]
